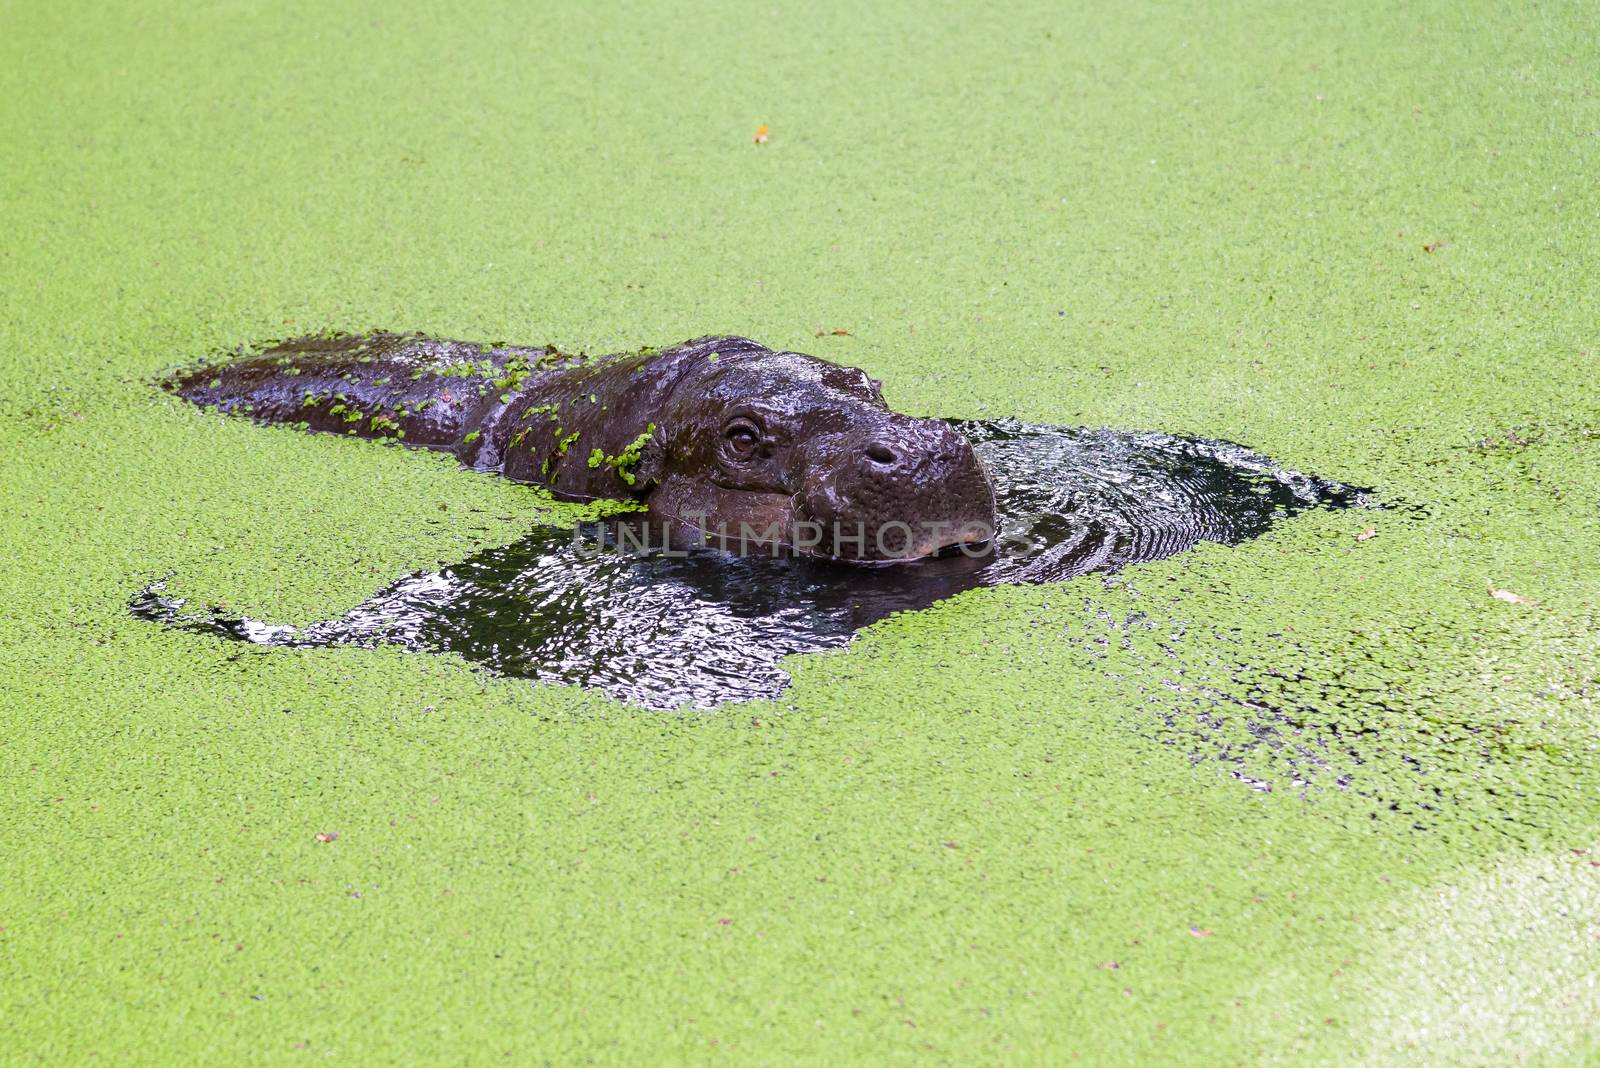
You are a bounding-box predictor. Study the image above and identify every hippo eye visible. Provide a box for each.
[723,421,761,458]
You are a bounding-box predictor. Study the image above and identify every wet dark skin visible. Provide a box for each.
[168,332,998,561]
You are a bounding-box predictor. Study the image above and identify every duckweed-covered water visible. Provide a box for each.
[5,0,1599,1063]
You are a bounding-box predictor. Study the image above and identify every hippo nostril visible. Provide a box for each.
[865,442,898,466]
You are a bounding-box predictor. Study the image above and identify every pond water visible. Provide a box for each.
[132,420,1366,707]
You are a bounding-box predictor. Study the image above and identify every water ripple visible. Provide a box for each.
[132,421,1368,708]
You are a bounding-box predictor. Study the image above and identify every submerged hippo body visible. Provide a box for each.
[168,332,997,561]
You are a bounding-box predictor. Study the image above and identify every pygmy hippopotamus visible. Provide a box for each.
[167,332,998,562]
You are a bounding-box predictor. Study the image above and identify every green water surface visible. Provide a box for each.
[2,1,1597,1063]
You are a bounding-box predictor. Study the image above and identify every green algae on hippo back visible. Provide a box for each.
[145,335,1371,706]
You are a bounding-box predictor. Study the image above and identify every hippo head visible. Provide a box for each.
[639,342,997,562]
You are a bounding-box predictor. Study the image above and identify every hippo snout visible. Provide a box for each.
[796,418,997,561]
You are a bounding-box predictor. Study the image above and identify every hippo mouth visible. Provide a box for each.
[646,495,995,564]
[790,510,997,563]
[931,531,994,558]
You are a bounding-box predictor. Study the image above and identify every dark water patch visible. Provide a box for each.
[132,420,1368,708]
